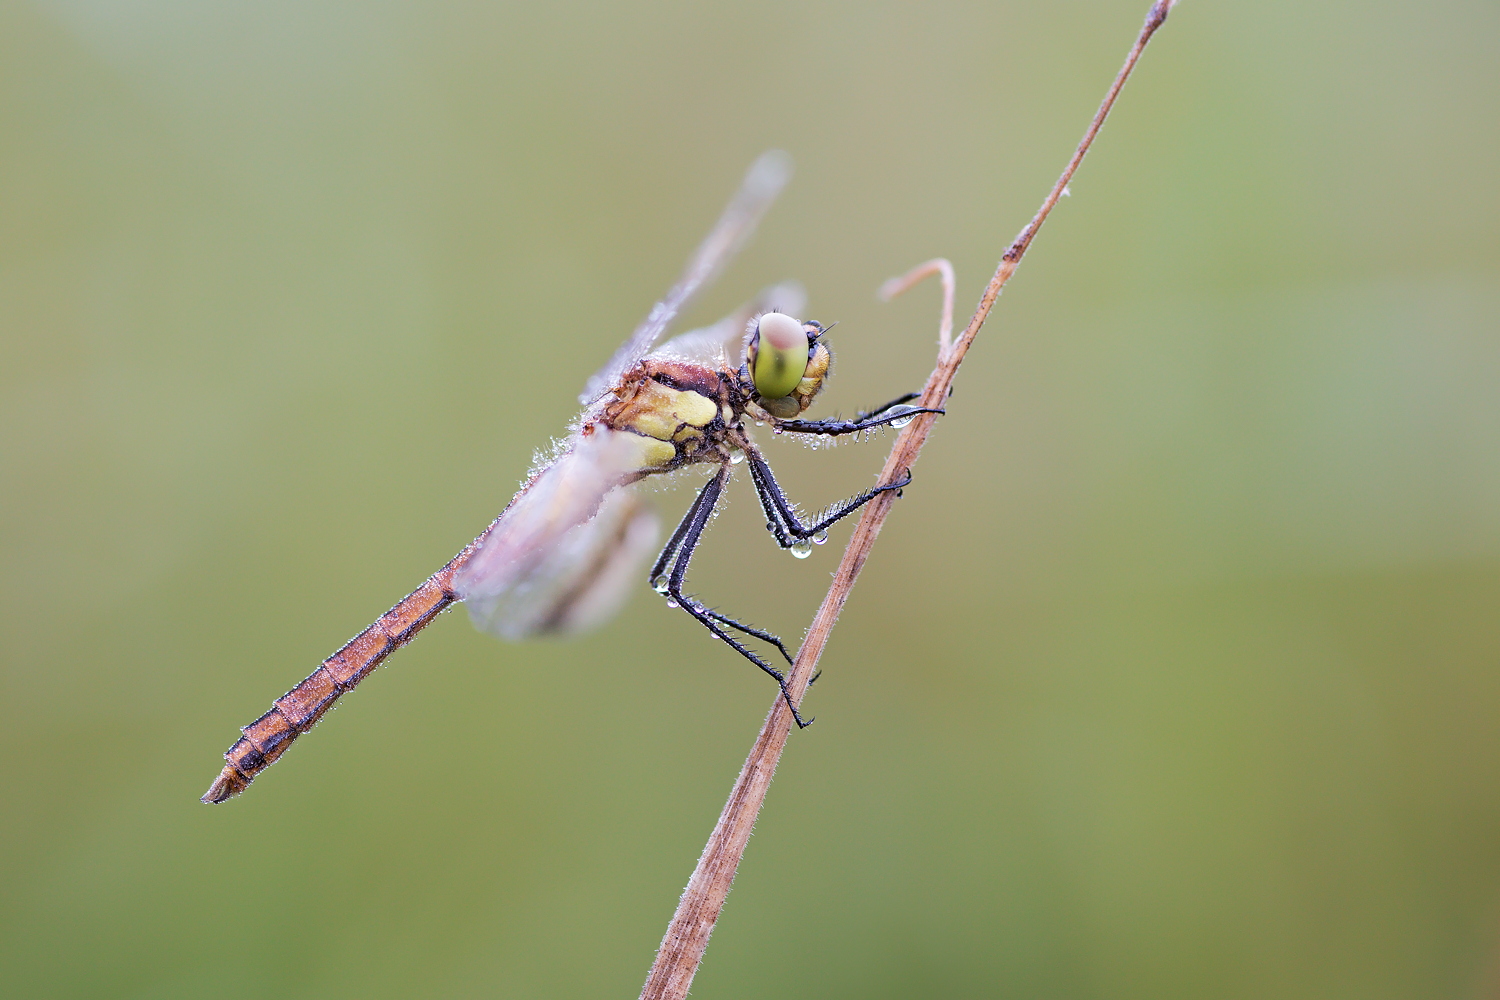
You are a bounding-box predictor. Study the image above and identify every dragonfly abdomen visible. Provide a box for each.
[202,566,460,802]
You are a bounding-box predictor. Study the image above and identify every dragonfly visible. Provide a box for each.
[202,151,942,803]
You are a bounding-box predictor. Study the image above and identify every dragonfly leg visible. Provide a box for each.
[773,400,944,438]
[653,463,812,726]
[699,608,795,665]
[651,485,799,663]
[858,391,922,417]
[648,473,710,583]
[746,450,912,548]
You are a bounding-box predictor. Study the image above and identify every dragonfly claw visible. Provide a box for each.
[878,468,914,493]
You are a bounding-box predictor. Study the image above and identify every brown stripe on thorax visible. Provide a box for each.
[640,359,730,403]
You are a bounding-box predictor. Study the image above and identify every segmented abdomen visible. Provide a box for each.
[201,561,462,803]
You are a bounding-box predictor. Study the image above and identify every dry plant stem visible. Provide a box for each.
[880,258,956,359]
[639,4,1176,998]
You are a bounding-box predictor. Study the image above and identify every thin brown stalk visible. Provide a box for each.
[880,257,956,360]
[639,4,1177,997]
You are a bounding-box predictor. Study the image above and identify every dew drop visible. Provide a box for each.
[665,599,679,609]
[652,575,670,594]
[812,530,829,545]
[729,450,745,464]
[790,539,814,559]
[888,405,917,428]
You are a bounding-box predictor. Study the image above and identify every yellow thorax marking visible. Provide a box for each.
[617,432,679,470]
[620,380,719,442]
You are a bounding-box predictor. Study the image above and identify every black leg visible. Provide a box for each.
[650,464,812,726]
[649,468,719,584]
[858,391,922,418]
[745,453,795,546]
[774,398,943,438]
[701,608,794,666]
[747,451,912,548]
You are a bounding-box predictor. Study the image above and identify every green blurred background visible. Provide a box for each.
[5,1,1500,997]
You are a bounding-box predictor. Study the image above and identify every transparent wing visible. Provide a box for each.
[454,429,660,640]
[580,150,793,403]
[654,281,807,370]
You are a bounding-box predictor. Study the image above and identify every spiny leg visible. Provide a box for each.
[858,391,922,418]
[774,401,943,438]
[746,455,807,548]
[858,384,956,421]
[652,463,811,726]
[746,450,912,549]
[649,470,717,584]
[650,492,789,662]
[700,608,794,665]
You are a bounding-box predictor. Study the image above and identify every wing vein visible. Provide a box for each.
[580,150,792,402]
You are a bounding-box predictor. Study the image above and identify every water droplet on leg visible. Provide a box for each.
[652,575,670,594]
[790,539,813,559]
[887,405,917,428]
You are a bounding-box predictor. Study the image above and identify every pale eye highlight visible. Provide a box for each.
[750,312,810,401]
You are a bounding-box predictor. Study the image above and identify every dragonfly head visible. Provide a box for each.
[746,312,831,419]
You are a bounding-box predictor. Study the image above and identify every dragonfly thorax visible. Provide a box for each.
[596,359,734,473]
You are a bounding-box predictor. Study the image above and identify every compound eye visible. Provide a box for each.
[749,312,810,401]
